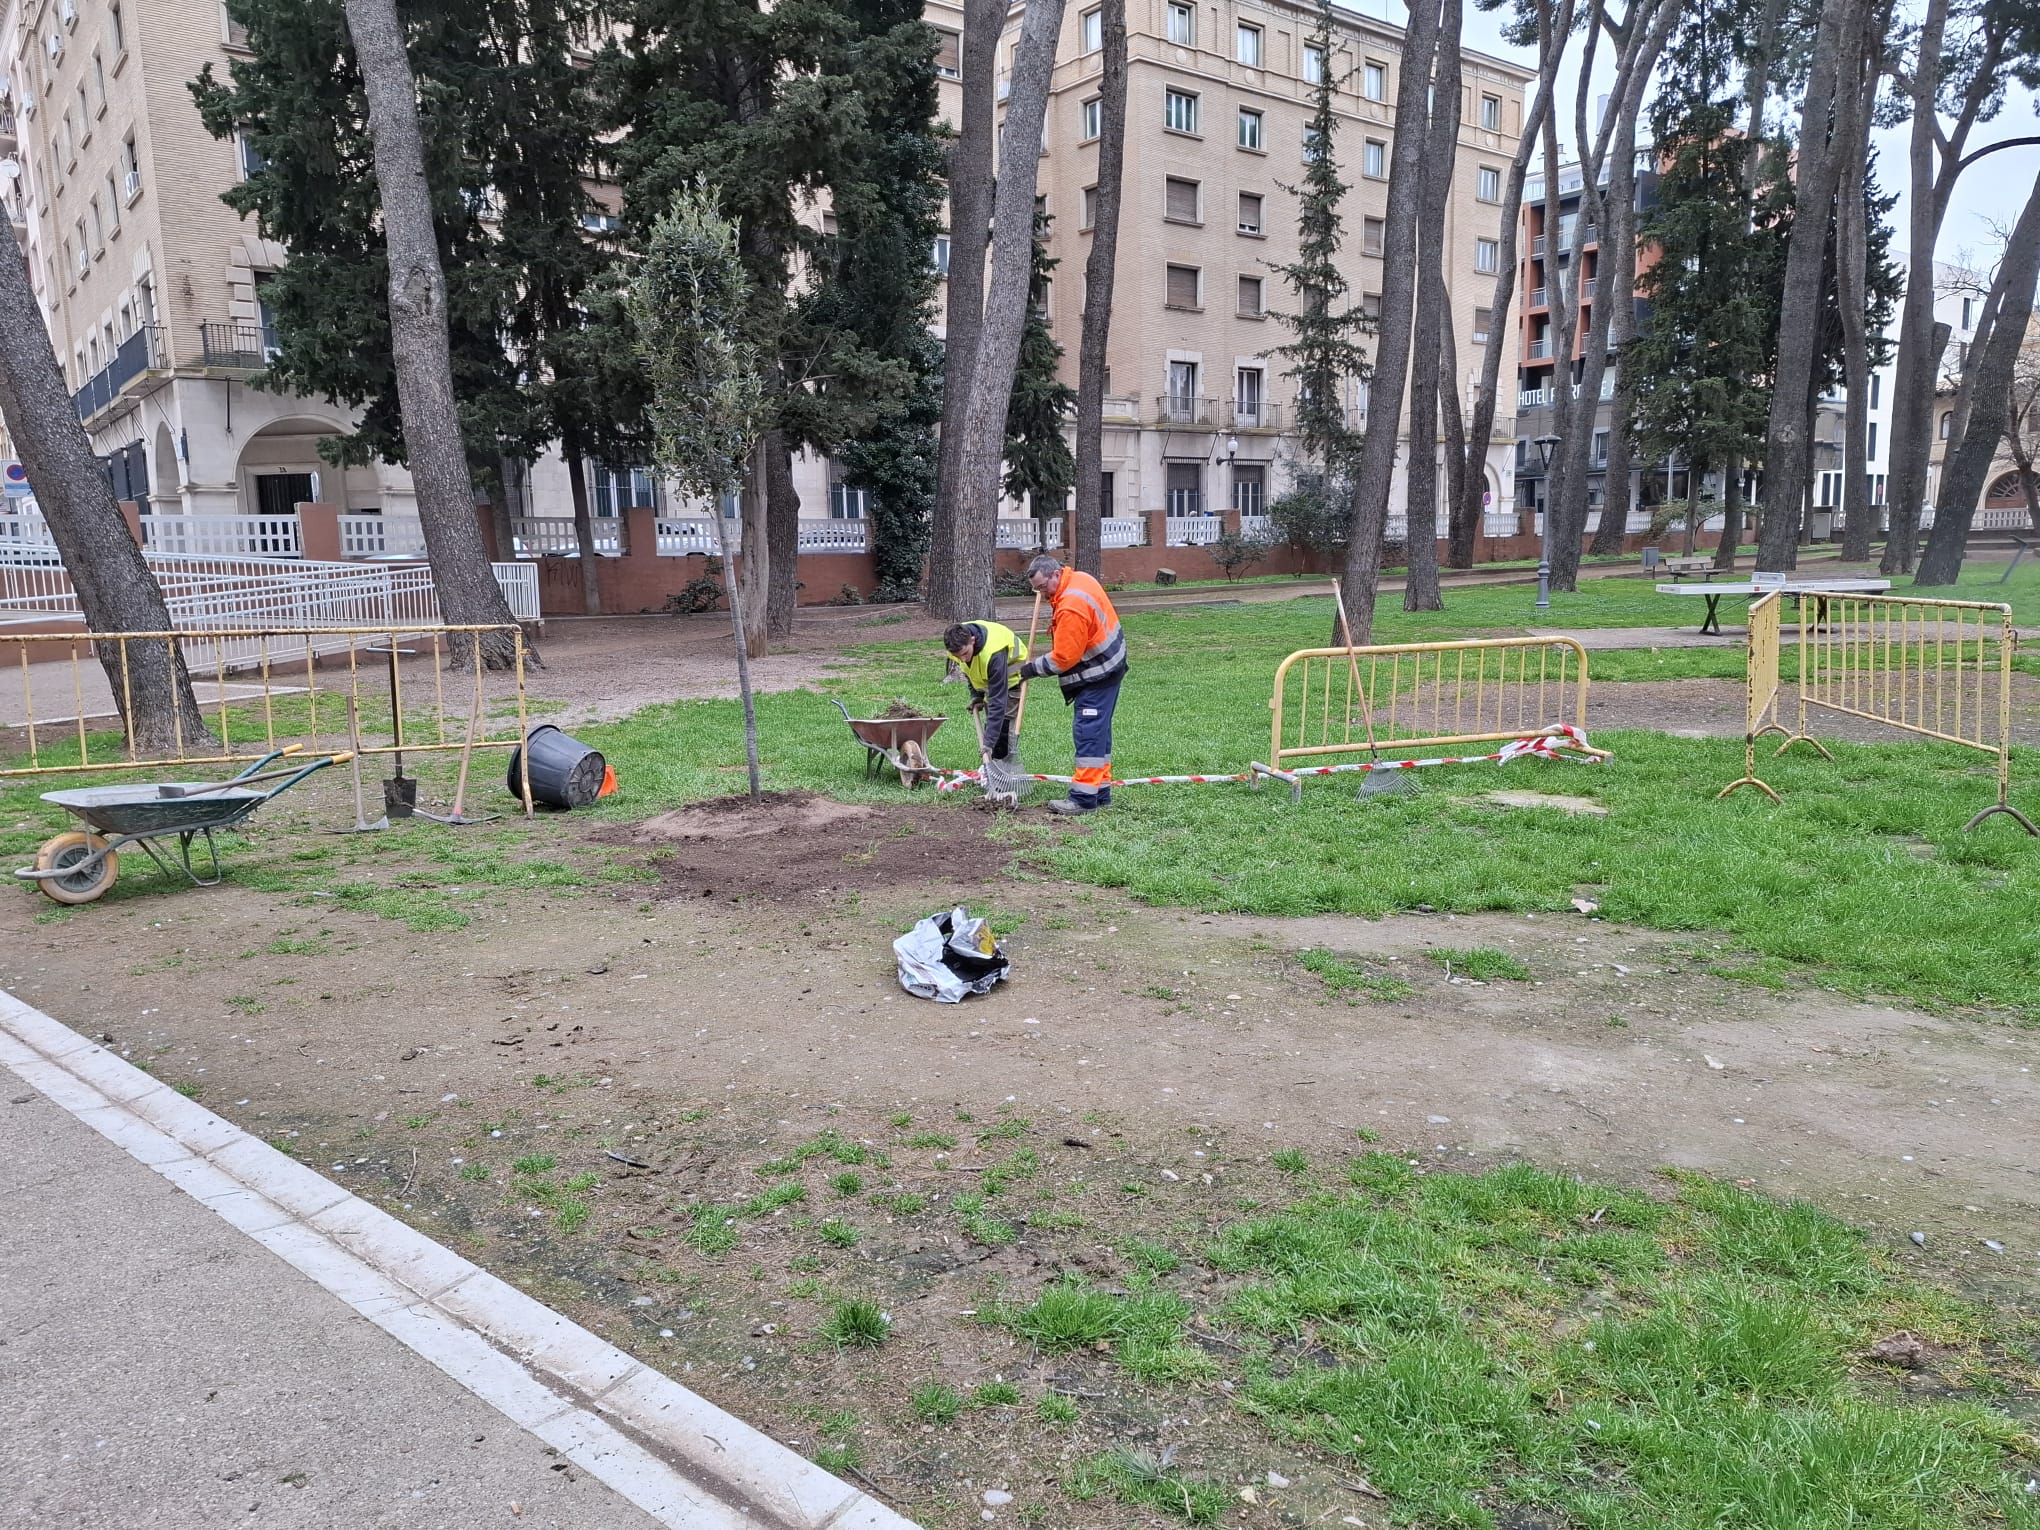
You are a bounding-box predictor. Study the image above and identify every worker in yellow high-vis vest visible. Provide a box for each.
[942,619,1029,765]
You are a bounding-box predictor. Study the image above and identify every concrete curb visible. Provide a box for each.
[0,988,918,1530]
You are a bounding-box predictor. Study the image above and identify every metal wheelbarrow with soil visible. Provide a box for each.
[14,745,351,905]
[830,699,945,789]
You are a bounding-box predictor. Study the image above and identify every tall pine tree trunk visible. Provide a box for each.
[1836,143,1875,564]
[1757,0,1871,571]
[1882,0,1950,573]
[1455,0,1573,570]
[1714,462,1742,569]
[1402,0,1463,613]
[344,0,523,669]
[1918,170,2040,584]
[939,0,1069,622]
[1071,0,1126,580]
[927,0,998,614]
[1442,318,1475,566]
[1339,0,1444,642]
[1547,0,1675,591]
[564,432,603,617]
[764,429,799,639]
[0,213,209,751]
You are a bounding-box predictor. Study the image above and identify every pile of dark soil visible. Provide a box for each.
[600,791,1006,902]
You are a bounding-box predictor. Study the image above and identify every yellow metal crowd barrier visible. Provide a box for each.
[0,624,532,809]
[1257,635,1603,799]
[1722,591,2034,833]
[1718,590,1790,802]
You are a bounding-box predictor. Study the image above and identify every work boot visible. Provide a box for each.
[1045,797,1094,816]
[1096,788,1112,807]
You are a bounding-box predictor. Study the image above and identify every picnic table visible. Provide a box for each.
[1654,577,1893,636]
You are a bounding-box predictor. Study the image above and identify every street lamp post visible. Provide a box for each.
[1533,433,1561,610]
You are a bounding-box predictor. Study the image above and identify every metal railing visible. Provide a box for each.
[1232,400,1280,430]
[1155,394,1220,427]
[509,516,622,558]
[198,320,279,369]
[653,517,737,556]
[142,514,302,559]
[73,324,163,421]
[1527,339,1552,360]
[338,512,427,558]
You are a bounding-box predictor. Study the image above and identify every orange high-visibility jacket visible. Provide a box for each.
[1029,568,1127,697]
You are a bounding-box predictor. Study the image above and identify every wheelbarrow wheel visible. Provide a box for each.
[34,831,119,905]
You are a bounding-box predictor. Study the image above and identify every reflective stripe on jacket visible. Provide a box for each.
[1041,568,1127,697]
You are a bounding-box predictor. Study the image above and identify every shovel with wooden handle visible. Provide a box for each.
[412,681,498,826]
[979,591,1043,806]
[329,695,389,833]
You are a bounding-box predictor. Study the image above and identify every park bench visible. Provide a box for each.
[1660,555,1723,581]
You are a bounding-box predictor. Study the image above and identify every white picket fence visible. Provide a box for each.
[1165,515,1223,546]
[994,519,1064,551]
[1101,517,1146,548]
[140,515,303,558]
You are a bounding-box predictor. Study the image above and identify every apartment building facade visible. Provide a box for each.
[3,0,425,524]
[1012,0,1531,532]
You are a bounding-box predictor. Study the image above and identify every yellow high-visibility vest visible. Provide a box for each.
[958,620,1027,691]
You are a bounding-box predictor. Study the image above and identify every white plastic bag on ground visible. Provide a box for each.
[894,906,1010,1002]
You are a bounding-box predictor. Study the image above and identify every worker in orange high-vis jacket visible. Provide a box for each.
[1016,554,1128,815]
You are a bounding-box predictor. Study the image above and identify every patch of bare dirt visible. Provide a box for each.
[597,792,1009,902]
[1590,673,2040,744]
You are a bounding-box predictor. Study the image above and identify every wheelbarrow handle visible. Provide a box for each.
[230,743,305,780]
[829,697,853,725]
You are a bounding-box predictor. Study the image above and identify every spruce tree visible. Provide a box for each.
[1268,0,1367,479]
[1002,212,1078,523]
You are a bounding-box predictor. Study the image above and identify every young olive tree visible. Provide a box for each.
[628,183,767,799]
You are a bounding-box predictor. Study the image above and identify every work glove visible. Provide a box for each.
[1018,656,1052,681]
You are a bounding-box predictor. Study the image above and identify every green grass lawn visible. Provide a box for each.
[7,587,2037,1015]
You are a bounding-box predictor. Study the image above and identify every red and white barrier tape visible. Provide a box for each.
[932,724,1602,793]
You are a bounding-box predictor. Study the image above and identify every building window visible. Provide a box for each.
[1961,296,1975,329]
[1869,372,1881,408]
[1360,292,1382,320]
[1362,216,1384,256]
[591,465,655,516]
[1939,410,1952,440]
[1362,138,1385,178]
[1303,43,1326,84]
[1237,274,1263,316]
[1237,191,1263,234]
[1479,93,1501,131]
[1081,97,1101,139]
[1474,237,1498,273]
[828,481,868,519]
[86,196,102,253]
[1303,124,1326,161]
[1476,165,1501,202]
[1591,429,1609,465]
[109,1,123,53]
[1237,106,1262,150]
[931,234,950,275]
[75,83,90,143]
[1362,61,1386,99]
[1236,22,1261,65]
[224,1,250,48]
[1165,264,1201,309]
[1472,307,1492,344]
[1081,7,1101,51]
[1167,360,1199,411]
[1867,421,1878,459]
[1081,186,1097,229]
[102,173,118,233]
[237,129,266,180]
[1233,463,1266,513]
[1165,460,1203,515]
[121,133,141,200]
[1164,176,1200,223]
[1164,87,1197,134]
[1166,1,1194,44]
[90,50,105,114]
[933,29,960,78]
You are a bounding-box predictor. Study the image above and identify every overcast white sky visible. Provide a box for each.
[1343,0,2040,272]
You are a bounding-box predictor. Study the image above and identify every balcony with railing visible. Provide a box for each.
[1154,394,1220,427]
[74,324,164,421]
[1231,399,1281,431]
[199,320,279,370]
[1527,338,1553,360]
[1529,285,1547,307]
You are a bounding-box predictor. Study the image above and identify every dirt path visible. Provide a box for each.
[6,794,2035,1526]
